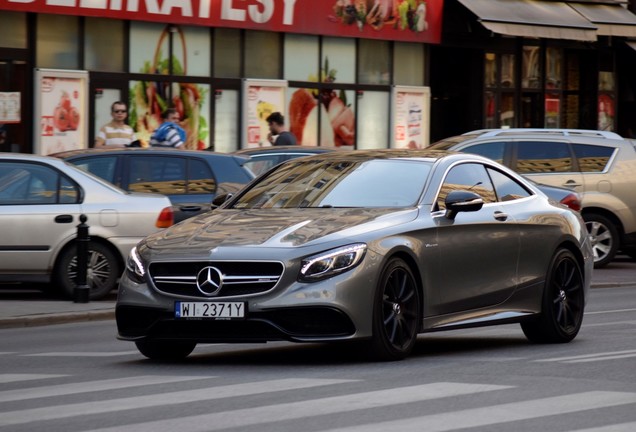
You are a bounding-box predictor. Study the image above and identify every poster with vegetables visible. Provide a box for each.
[34,69,88,155]
[242,79,287,148]
[391,86,430,149]
[129,23,210,149]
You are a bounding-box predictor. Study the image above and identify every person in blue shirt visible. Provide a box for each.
[150,108,186,148]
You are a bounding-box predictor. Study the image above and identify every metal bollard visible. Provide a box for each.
[73,214,90,303]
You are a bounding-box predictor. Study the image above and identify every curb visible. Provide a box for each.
[0,309,115,329]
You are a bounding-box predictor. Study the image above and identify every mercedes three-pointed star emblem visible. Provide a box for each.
[196,266,224,296]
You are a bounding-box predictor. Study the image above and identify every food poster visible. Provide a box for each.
[243,80,287,148]
[0,92,20,123]
[391,86,430,149]
[35,70,88,155]
[129,23,210,149]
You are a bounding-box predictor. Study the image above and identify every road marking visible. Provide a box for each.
[85,382,512,432]
[319,391,636,432]
[23,351,139,357]
[536,349,636,363]
[584,321,636,327]
[0,375,212,403]
[586,308,636,315]
[570,421,636,432]
[0,378,355,427]
[0,374,66,384]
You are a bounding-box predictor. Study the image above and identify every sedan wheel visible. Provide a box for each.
[135,340,196,360]
[584,213,618,268]
[55,242,120,300]
[521,249,584,343]
[369,258,420,361]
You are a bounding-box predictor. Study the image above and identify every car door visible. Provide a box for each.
[432,162,520,315]
[0,161,81,275]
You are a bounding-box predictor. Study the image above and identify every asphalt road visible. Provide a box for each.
[0,281,635,431]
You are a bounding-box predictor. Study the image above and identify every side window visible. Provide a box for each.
[59,176,80,204]
[128,156,186,195]
[515,141,572,173]
[188,159,217,194]
[487,168,531,202]
[572,144,614,172]
[462,141,507,164]
[437,163,496,211]
[0,162,69,205]
[71,156,117,183]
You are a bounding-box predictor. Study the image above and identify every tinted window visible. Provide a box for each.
[572,144,614,172]
[463,141,507,164]
[437,163,496,210]
[487,168,531,202]
[188,159,216,194]
[234,159,431,209]
[72,156,117,183]
[515,141,572,173]
[128,156,186,195]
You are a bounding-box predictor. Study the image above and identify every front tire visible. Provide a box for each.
[521,249,585,343]
[135,340,196,360]
[55,242,120,300]
[584,213,618,268]
[368,258,420,361]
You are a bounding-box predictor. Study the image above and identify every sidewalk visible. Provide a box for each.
[0,265,634,329]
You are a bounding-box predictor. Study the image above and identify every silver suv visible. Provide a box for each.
[430,128,636,267]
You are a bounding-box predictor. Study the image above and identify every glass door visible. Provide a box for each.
[0,59,28,153]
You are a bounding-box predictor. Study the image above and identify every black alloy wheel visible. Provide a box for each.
[369,257,420,361]
[135,340,197,360]
[521,248,585,343]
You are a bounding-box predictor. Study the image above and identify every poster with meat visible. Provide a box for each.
[242,79,288,149]
[34,69,88,155]
[391,86,430,149]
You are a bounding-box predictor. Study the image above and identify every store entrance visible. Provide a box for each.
[89,74,128,148]
[0,59,28,153]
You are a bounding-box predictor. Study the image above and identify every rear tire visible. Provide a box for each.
[521,248,585,343]
[368,257,420,361]
[135,340,196,360]
[584,213,618,268]
[55,242,120,300]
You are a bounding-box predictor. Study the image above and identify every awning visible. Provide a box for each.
[568,2,636,37]
[457,0,597,41]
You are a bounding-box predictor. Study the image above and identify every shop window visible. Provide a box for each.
[320,89,355,147]
[129,22,169,75]
[522,46,541,89]
[213,89,239,152]
[546,47,562,90]
[0,11,27,49]
[545,93,561,128]
[394,42,424,86]
[36,15,80,69]
[284,34,319,82]
[176,26,211,77]
[357,91,388,150]
[321,37,355,84]
[484,53,496,88]
[287,87,319,146]
[358,39,390,85]
[85,18,125,72]
[500,54,515,88]
[214,28,241,78]
[500,93,515,127]
[484,52,516,128]
[245,30,281,79]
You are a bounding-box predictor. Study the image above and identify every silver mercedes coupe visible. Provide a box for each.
[117,149,593,361]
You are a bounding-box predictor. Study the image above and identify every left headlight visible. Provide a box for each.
[125,246,146,284]
[299,243,367,282]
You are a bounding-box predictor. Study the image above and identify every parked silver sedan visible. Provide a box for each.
[117,149,593,361]
[0,153,174,300]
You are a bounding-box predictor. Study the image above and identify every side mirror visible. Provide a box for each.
[212,193,233,208]
[445,190,484,220]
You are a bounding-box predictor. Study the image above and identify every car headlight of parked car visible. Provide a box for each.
[126,246,147,283]
[299,243,367,282]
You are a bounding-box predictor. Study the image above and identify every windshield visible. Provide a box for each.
[232,159,431,209]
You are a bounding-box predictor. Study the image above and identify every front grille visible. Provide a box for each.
[148,260,284,298]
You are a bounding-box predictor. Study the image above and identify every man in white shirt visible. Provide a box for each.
[95,101,137,148]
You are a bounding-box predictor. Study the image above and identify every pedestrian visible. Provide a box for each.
[94,101,137,148]
[149,108,186,148]
[266,112,297,146]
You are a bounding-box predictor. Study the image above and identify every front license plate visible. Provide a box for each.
[175,302,246,320]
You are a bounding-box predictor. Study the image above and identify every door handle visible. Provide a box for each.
[494,211,508,221]
[563,180,582,188]
[55,214,73,223]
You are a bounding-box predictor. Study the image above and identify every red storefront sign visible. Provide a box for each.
[0,0,443,44]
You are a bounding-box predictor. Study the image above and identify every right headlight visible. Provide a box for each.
[125,246,147,284]
[299,243,367,282]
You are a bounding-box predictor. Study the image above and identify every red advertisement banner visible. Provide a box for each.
[0,0,443,44]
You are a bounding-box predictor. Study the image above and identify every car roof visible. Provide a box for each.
[276,148,479,164]
[233,145,339,156]
[50,147,249,161]
[463,128,625,140]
